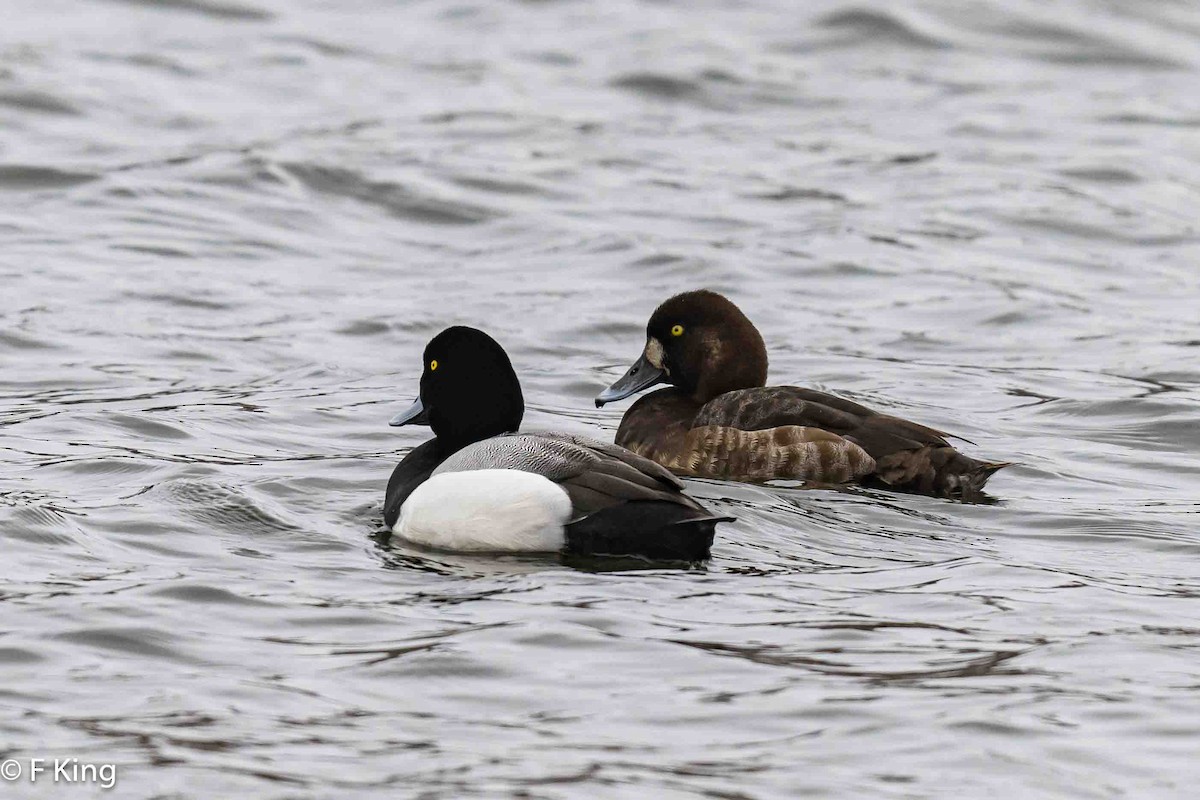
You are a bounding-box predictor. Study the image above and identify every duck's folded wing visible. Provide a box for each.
[692,386,951,459]
[538,433,686,490]
[434,433,700,518]
[541,433,703,517]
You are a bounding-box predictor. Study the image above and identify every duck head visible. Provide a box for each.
[390,326,524,448]
[596,290,768,407]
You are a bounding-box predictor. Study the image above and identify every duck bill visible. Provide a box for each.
[595,353,666,407]
[389,397,429,426]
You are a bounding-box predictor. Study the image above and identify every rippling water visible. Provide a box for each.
[3,0,1199,797]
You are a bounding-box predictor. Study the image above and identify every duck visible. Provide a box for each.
[384,325,729,560]
[595,290,1007,500]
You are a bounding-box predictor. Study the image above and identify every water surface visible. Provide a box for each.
[2,0,1199,797]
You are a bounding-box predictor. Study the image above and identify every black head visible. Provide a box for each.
[596,290,767,406]
[389,326,524,447]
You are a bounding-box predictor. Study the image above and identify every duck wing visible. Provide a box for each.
[693,386,951,456]
[692,387,1005,499]
[434,433,702,517]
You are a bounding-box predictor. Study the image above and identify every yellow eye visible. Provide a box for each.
[430,360,439,371]
[671,324,684,337]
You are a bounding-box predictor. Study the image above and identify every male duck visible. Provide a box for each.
[384,326,728,559]
[595,290,1007,500]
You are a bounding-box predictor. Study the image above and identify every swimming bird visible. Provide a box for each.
[384,326,729,559]
[595,290,1007,500]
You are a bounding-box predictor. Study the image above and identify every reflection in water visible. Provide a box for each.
[2,0,1200,796]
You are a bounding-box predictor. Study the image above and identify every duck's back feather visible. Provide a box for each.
[696,387,951,454]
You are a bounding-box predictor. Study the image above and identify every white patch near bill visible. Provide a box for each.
[393,469,571,552]
[645,337,666,371]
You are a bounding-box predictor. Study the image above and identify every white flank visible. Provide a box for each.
[393,469,571,552]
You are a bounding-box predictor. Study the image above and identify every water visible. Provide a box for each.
[2,0,1199,796]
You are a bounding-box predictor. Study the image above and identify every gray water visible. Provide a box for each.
[2,0,1199,797]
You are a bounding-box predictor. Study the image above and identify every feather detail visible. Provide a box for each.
[615,385,1005,497]
[624,423,875,483]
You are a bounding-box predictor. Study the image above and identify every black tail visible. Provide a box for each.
[565,501,731,561]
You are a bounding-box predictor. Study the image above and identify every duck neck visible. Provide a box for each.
[428,399,521,453]
[434,423,516,456]
[614,388,702,463]
[690,350,767,405]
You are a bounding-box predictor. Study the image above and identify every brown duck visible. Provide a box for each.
[595,290,1007,500]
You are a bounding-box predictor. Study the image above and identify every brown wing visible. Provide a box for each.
[690,387,1005,498]
[670,424,876,483]
[692,387,952,460]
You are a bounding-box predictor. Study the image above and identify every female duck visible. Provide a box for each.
[385,326,727,559]
[595,290,1006,500]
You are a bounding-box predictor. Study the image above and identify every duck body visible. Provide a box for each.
[385,327,726,560]
[597,291,1006,500]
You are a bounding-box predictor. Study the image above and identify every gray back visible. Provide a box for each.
[433,432,698,516]
[434,433,598,481]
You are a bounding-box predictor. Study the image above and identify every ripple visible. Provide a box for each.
[1100,113,1200,128]
[745,187,850,203]
[1058,166,1142,184]
[610,73,707,102]
[124,292,235,311]
[0,646,43,664]
[0,330,56,350]
[149,583,274,606]
[104,0,272,22]
[814,8,948,50]
[336,318,391,337]
[283,163,499,225]
[0,165,98,190]
[106,412,192,442]
[987,18,1186,68]
[448,173,563,199]
[54,627,193,662]
[164,479,299,534]
[671,637,1032,682]
[0,90,81,116]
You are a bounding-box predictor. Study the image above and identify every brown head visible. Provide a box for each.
[596,290,768,407]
